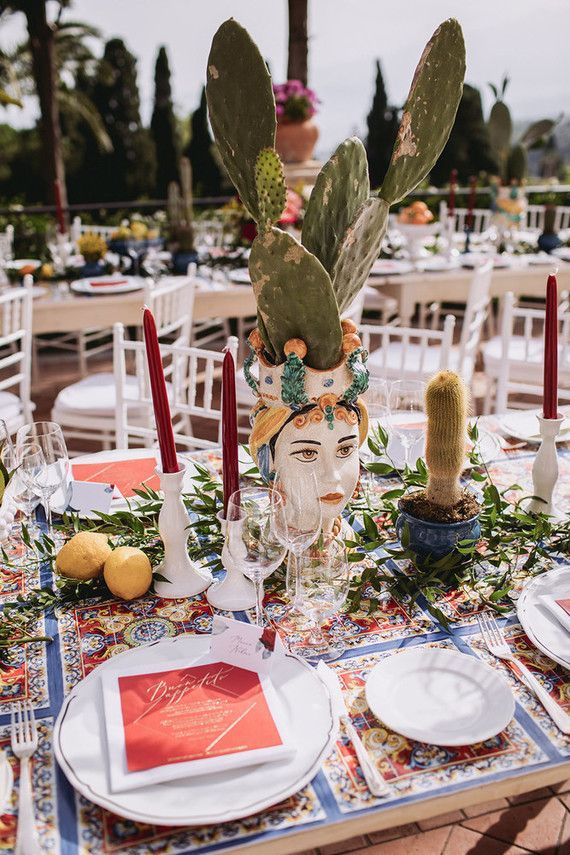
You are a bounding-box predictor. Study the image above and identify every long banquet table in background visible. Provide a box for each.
[30,260,570,335]
[0,414,568,854]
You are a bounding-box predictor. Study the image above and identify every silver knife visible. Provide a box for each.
[317,661,391,798]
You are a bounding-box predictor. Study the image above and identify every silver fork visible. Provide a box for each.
[477,611,570,735]
[11,701,41,855]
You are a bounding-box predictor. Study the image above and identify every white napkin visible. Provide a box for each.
[539,595,570,634]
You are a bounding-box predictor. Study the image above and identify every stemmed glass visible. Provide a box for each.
[16,422,70,541]
[389,380,427,469]
[293,536,350,662]
[225,487,287,626]
[143,247,165,285]
[272,469,322,613]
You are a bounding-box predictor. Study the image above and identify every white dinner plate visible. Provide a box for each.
[517,565,570,669]
[7,258,42,271]
[462,253,513,269]
[0,749,12,815]
[370,259,414,276]
[526,253,557,267]
[418,256,460,272]
[365,647,514,746]
[54,634,336,826]
[499,412,570,445]
[228,268,251,284]
[551,247,570,262]
[70,276,145,295]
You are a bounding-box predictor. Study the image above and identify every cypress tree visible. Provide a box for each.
[185,87,223,197]
[150,46,179,198]
[365,60,399,189]
[90,38,156,201]
[431,84,498,186]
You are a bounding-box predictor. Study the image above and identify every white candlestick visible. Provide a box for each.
[153,460,212,599]
[528,415,564,516]
[206,511,256,610]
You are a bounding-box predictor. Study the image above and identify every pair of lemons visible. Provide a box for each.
[56,532,152,601]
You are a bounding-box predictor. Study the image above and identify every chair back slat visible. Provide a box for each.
[439,201,492,234]
[0,276,33,431]
[361,316,455,380]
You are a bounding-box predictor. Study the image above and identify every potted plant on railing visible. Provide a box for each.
[273,80,320,163]
[77,233,107,277]
[396,371,481,563]
[167,157,198,273]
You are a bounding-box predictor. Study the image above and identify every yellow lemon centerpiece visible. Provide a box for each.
[56,532,112,581]
[103,546,152,601]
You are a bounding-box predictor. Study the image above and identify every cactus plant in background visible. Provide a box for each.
[487,77,558,183]
[206,18,466,369]
[167,156,195,254]
[425,371,469,508]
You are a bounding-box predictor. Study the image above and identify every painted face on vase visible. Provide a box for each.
[250,400,368,532]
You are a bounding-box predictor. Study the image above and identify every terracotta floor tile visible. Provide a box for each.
[367,824,420,844]
[462,796,567,853]
[507,787,553,805]
[444,826,528,854]
[418,810,465,831]
[463,798,510,818]
[559,793,570,812]
[551,779,570,794]
[350,827,451,855]
[320,836,368,855]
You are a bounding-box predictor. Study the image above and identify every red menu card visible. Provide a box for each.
[555,598,570,617]
[102,656,293,791]
[119,662,283,772]
[72,457,160,499]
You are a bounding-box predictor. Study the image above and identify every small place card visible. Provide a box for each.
[68,480,114,518]
[210,615,285,675]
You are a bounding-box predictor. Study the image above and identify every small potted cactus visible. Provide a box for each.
[396,371,481,562]
[167,157,197,273]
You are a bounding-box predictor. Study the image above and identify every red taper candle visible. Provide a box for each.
[448,168,457,218]
[53,179,66,234]
[222,348,239,517]
[466,175,477,230]
[143,307,179,473]
[543,273,559,420]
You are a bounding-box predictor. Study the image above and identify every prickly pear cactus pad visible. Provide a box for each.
[206,19,276,220]
[380,19,466,206]
[255,148,287,232]
[249,227,343,370]
[301,137,370,276]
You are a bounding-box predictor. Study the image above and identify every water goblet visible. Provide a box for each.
[389,379,427,469]
[225,487,287,626]
[16,422,70,541]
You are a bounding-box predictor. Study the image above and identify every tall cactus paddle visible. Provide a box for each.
[380,19,466,205]
[206,19,276,220]
[249,228,342,369]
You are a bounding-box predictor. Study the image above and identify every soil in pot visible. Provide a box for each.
[400,489,480,524]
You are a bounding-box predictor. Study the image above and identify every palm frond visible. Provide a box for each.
[58,88,113,153]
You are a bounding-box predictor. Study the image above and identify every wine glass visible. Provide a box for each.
[143,247,165,285]
[272,469,322,614]
[293,536,350,662]
[389,380,427,469]
[225,487,287,626]
[16,422,70,540]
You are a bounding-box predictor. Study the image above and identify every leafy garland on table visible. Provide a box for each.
[2,427,570,655]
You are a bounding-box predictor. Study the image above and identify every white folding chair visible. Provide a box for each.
[439,201,492,234]
[0,275,33,435]
[525,204,545,233]
[453,261,493,383]
[0,225,14,262]
[361,314,455,382]
[114,324,238,451]
[52,277,196,453]
[554,206,570,233]
[481,291,570,414]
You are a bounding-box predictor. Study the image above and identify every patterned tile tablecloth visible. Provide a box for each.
[0,419,569,854]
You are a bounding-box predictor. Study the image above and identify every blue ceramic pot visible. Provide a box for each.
[396,501,480,564]
[538,232,563,254]
[173,250,198,274]
[80,260,105,277]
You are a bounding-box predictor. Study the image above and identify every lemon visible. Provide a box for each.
[103,546,152,601]
[56,531,111,580]
[0,469,5,503]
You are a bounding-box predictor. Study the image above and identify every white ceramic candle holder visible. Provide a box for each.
[527,415,564,517]
[153,460,212,599]
[206,511,256,610]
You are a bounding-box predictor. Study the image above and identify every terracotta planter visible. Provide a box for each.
[275,119,319,163]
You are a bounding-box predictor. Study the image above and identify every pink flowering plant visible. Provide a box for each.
[273,80,319,122]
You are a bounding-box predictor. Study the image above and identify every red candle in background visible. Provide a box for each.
[448,168,458,218]
[466,175,477,230]
[222,348,239,517]
[53,179,66,234]
[143,307,179,473]
[543,273,559,419]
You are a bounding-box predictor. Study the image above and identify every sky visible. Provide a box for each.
[1,0,569,158]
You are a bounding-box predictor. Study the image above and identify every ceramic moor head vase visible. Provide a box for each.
[205,18,465,530]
